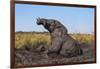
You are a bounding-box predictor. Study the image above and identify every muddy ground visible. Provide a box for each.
[15,42,95,67]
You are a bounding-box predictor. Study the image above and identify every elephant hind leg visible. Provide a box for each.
[60,47,83,57]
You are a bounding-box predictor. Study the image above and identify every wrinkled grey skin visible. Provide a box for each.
[36,18,83,58]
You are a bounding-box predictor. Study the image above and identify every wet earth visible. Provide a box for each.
[15,42,95,67]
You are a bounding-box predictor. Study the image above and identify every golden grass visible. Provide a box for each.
[71,33,94,43]
[15,32,51,48]
[15,32,94,48]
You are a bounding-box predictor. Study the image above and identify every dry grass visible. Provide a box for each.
[15,32,94,48]
[15,32,51,48]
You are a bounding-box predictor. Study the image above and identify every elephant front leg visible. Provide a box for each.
[47,37,62,58]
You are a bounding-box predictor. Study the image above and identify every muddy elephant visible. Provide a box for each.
[36,18,83,58]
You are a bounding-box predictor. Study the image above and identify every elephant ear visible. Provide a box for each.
[49,22,56,32]
[51,22,56,27]
[42,19,47,26]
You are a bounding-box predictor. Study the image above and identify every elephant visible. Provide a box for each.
[36,18,83,58]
